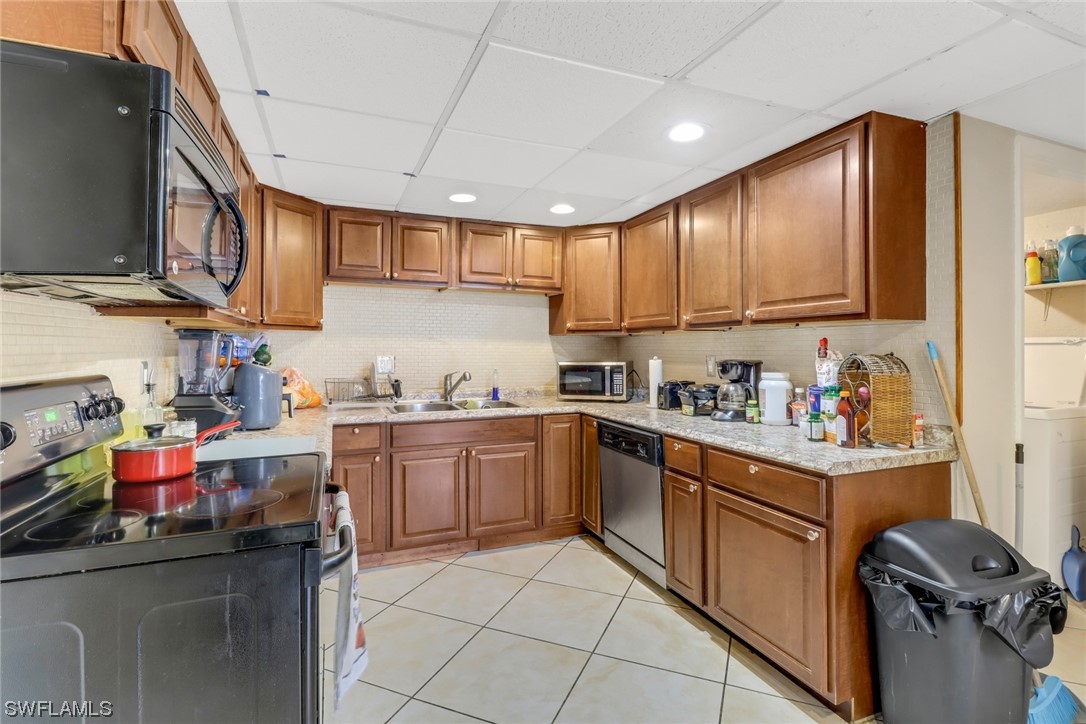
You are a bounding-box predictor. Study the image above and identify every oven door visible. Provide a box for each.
[558,364,610,400]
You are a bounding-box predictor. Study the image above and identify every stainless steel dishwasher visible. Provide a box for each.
[598,420,666,587]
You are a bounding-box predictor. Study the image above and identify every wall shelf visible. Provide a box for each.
[1025,279,1086,321]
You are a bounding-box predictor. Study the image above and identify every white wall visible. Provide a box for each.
[1024,205,1086,246]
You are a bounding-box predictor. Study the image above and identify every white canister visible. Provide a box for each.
[758,372,794,426]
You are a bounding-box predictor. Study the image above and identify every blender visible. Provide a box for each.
[711,360,762,422]
[171,329,241,433]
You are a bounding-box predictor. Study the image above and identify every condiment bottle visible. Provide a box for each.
[1025,250,1042,285]
[804,413,824,442]
[822,385,839,444]
[791,387,807,427]
[836,391,856,448]
[745,400,760,424]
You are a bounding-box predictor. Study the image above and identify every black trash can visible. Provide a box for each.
[859,519,1066,724]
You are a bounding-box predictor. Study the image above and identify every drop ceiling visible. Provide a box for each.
[176,1,1086,226]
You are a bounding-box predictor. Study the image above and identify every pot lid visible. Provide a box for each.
[112,436,195,452]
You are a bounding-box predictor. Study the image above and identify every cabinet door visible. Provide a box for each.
[468,442,537,537]
[459,222,513,286]
[262,188,323,327]
[333,453,387,555]
[664,471,704,606]
[216,115,239,181]
[121,0,186,78]
[680,175,743,327]
[227,155,257,320]
[513,226,562,290]
[622,203,677,331]
[542,414,581,527]
[705,486,828,692]
[390,448,468,549]
[1,1,123,57]
[181,36,219,134]
[392,216,449,283]
[564,226,621,332]
[581,416,602,536]
[327,209,392,280]
[745,121,864,321]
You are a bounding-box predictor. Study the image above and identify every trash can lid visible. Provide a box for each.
[860,519,1050,600]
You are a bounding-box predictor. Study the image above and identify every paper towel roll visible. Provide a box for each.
[648,356,663,407]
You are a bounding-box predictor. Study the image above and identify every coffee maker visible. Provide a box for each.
[711,360,762,422]
[171,329,241,433]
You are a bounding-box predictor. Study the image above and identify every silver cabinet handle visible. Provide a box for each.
[461,449,466,457]
[566,322,572,329]
[682,315,689,322]
[352,427,360,434]
[507,277,513,284]
[515,278,522,284]
[745,310,754,319]
[470,449,476,457]
[384,272,390,279]
[807,530,819,541]
[673,442,682,450]
[688,483,697,492]
[748,464,758,474]
[374,455,380,463]
[392,272,399,279]
[239,306,247,315]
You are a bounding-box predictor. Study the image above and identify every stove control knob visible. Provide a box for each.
[94,400,112,419]
[83,402,102,420]
[107,397,125,416]
[0,422,16,451]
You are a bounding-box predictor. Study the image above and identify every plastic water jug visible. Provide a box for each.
[1057,225,1086,282]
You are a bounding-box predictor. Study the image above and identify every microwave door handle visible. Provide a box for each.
[220,194,248,298]
[200,201,219,278]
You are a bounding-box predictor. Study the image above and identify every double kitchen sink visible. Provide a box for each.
[388,400,522,414]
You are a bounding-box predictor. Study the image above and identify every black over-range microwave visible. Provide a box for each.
[0,40,246,308]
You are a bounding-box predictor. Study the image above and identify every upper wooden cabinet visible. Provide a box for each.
[622,203,678,331]
[327,208,392,281]
[180,35,219,132]
[553,225,622,332]
[459,222,513,286]
[513,226,562,290]
[262,188,323,328]
[121,0,185,78]
[1,1,125,58]
[392,216,449,284]
[680,175,744,327]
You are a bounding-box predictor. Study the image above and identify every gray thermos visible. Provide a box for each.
[233,363,293,430]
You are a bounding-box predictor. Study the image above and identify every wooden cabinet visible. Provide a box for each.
[326,208,392,281]
[622,203,678,331]
[390,447,468,549]
[459,222,513,285]
[262,188,323,327]
[216,116,239,179]
[1,0,125,58]
[541,414,582,527]
[580,416,602,536]
[180,35,219,132]
[705,486,828,692]
[513,226,562,290]
[333,453,387,555]
[468,442,537,537]
[680,175,744,327]
[664,471,703,606]
[552,225,621,332]
[121,0,186,78]
[392,216,449,284]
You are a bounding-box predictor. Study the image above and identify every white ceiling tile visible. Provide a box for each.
[825,21,1086,121]
[588,84,804,167]
[963,63,1086,150]
[492,189,625,227]
[686,2,1004,110]
[351,1,500,34]
[245,154,281,187]
[237,2,477,123]
[537,151,690,200]
[492,2,763,77]
[590,201,656,224]
[1021,2,1086,41]
[630,168,724,208]
[174,1,252,92]
[263,98,431,172]
[422,130,578,188]
[704,114,846,173]
[397,175,527,218]
[446,44,662,147]
[277,159,409,207]
[219,91,271,155]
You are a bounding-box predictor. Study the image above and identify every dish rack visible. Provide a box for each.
[837,353,913,446]
[324,374,402,407]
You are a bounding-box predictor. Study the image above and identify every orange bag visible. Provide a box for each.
[282,367,322,409]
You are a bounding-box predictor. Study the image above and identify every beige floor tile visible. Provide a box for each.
[488,580,622,651]
[360,596,389,622]
[726,641,821,706]
[360,605,479,696]
[429,553,464,564]
[418,628,589,723]
[595,598,729,681]
[323,679,408,724]
[388,700,487,723]
[534,546,635,596]
[566,536,596,550]
[556,655,723,724]
[357,560,447,603]
[625,572,689,608]
[455,542,560,578]
[1066,599,1086,630]
[720,686,837,724]
[319,586,339,648]
[1044,624,1086,685]
[397,564,527,625]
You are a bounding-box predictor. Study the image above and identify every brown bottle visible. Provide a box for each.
[836,391,856,448]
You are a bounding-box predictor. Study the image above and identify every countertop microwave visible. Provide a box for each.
[557,362,634,402]
[0,40,246,308]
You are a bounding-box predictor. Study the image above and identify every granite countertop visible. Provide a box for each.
[227,397,956,477]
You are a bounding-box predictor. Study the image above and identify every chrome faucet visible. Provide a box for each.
[443,371,471,401]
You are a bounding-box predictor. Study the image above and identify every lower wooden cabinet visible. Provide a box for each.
[705,485,828,693]
[468,442,537,537]
[663,471,703,606]
[333,452,387,555]
[580,416,602,535]
[541,414,582,527]
[390,447,468,549]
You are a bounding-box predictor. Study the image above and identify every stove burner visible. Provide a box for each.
[25,509,145,542]
[174,489,285,519]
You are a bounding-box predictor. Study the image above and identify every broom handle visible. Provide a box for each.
[926,342,991,529]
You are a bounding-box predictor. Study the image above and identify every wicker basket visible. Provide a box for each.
[837,353,913,445]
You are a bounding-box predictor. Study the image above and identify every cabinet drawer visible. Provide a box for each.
[333,424,382,453]
[392,417,536,449]
[706,449,825,520]
[664,437,701,477]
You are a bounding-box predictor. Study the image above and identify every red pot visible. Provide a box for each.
[111,421,240,483]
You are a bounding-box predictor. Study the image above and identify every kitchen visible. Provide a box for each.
[1,1,1084,723]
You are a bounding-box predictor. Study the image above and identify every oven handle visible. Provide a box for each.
[322,481,355,576]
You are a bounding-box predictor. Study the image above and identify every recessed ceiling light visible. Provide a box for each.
[449,193,476,203]
[550,203,576,215]
[668,122,705,143]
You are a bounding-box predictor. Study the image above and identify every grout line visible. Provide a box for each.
[382,697,410,724]
[719,637,732,723]
[405,698,499,724]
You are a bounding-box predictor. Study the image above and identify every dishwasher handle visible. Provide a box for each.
[598,421,663,466]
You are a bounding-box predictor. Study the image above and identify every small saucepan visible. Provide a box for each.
[112,421,240,483]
